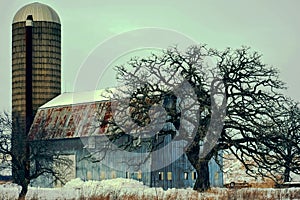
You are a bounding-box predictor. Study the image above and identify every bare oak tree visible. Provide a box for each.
[107,45,296,191]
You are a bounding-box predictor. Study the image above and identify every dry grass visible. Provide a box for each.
[248,178,276,188]
[71,188,300,200]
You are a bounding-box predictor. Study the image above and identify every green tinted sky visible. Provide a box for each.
[1,0,300,111]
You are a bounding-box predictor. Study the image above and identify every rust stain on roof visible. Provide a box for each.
[29,101,113,140]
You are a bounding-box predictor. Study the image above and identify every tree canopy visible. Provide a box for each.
[110,45,300,191]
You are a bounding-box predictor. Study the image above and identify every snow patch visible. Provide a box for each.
[1,178,300,199]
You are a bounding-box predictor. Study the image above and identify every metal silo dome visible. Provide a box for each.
[13,2,60,24]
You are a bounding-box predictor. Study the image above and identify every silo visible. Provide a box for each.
[11,2,61,183]
[12,2,61,132]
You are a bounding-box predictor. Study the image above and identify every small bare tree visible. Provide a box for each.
[0,113,12,175]
[234,100,300,183]
[1,112,73,200]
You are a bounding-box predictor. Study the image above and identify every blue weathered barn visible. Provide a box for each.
[28,89,223,189]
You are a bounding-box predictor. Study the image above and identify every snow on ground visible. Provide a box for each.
[0,154,298,199]
[1,178,300,200]
[0,178,201,200]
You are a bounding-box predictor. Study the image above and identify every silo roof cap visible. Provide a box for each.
[13,2,60,24]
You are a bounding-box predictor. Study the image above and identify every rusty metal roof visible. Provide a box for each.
[29,90,115,140]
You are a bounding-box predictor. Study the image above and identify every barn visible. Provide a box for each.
[28,89,223,189]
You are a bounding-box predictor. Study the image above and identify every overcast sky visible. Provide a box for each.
[1,0,300,112]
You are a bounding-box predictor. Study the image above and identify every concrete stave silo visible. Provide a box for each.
[12,2,61,132]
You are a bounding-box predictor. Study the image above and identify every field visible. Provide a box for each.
[1,178,300,200]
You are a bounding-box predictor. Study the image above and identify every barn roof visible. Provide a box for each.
[29,89,115,140]
[41,89,113,108]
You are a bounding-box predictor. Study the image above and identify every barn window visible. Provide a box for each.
[158,172,164,180]
[167,172,172,180]
[137,171,142,179]
[184,172,189,180]
[87,171,92,180]
[192,172,197,180]
[100,171,106,180]
[111,171,116,179]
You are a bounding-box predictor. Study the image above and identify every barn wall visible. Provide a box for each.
[76,136,152,186]
[150,135,223,189]
[31,135,223,189]
[30,138,82,187]
[31,136,153,187]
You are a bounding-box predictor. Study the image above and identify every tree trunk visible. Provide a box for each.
[193,160,210,191]
[284,146,292,182]
[18,180,28,200]
[186,143,212,192]
[16,145,31,200]
[283,166,291,182]
[185,133,212,192]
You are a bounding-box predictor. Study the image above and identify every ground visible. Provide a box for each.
[1,153,299,199]
[1,178,300,200]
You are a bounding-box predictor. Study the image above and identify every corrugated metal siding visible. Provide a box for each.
[76,144,152,185]
[150,135,223,189]
[209,152,224,187]
[31,136,223,189]
[31,136,153,187]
